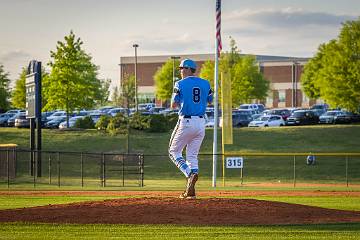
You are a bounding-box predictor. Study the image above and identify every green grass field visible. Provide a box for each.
[0,195,359,239]
[0,223,359,240]
[1,126,360,239]
[1,125,360,188]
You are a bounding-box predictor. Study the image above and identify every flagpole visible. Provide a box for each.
[212,0,221,188]
[212,42,219,188]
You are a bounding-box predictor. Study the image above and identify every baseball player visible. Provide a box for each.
[169,58,213,199]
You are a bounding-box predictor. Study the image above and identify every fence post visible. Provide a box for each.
[139,154,144,187]
[6,150,9,188]
[346,155,349,187]
[102,153,106,188]
[48,155,52,184]
[81,152,84,188]
[122,154,125,187]
[57,152,60,187]
[33,150,36,188]
[293,155,296,188]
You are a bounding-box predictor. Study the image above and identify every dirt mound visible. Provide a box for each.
[1,197,360,225]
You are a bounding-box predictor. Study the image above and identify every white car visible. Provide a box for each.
[47,111,67,121]
[248,115,285,127]
[59,116,86,129]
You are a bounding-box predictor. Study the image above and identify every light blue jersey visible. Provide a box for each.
[172,76,213,116]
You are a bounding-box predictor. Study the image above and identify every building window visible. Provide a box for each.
[278,90,286,103]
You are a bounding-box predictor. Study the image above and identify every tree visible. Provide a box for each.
[44,31,102,121]
[11,68,26,109]
[120,73,135,111]
[96,78,111,106]
[154,59,181,102]
[301,17,360,112]
[111,86,122,106]
[0,64,11,112]
[232,55,269,104]
[199,37,269,106]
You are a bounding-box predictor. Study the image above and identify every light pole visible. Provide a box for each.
[291,60,299,107]
[170,56,180,89]
[133,44,139,112]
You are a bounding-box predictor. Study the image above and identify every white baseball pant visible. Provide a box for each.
[169,116,205,177]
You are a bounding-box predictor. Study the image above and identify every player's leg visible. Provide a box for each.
[168,119,192,177]
[183,119,205,198]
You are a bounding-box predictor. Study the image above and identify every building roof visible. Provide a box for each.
[119,53,310,65]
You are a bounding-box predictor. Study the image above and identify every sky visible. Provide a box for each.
[0,0,359,90]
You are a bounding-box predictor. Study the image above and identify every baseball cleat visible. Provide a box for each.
[179,192,196,200]
[179,173,198,199]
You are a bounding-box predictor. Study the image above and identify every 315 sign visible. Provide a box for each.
[226,157,243,168]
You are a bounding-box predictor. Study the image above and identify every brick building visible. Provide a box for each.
[119,53,317,108]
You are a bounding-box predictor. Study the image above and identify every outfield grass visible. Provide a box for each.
[1,125,360,153]
[0,223,359,240]
[1,125,360,188]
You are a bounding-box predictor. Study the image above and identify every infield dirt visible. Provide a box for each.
[1,191,360,225]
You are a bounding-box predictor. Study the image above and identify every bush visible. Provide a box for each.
[147,114,179,132]
[74,116,95,129]
[107,113,128,135]
[129,112,150,130]
[147,114,168,132]
[95,115,111,130]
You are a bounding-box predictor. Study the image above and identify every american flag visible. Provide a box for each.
[216,0,222,57]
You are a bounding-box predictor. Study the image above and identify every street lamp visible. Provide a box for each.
[133,44,139,112]
[170,56,180,89]
[291,60,300,108]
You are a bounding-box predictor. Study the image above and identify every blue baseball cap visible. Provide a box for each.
[179,59,197,70]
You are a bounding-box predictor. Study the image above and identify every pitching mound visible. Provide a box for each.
[1,197,360,225]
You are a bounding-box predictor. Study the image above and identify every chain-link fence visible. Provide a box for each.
[1,149,359,188]
[0,149,143,188]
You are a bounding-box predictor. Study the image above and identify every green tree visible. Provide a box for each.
[154,59,180,102]
[121,73,135,111]
[111,86,122,106]
[301,17,360,111]
[11,69,26,109]
[96,78,111,106]
[199,37,269,106]
[44,31,102,120]
[0,64,11,112]
[232,55,269,104]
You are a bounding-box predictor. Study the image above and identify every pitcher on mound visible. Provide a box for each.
[169,58,213,199]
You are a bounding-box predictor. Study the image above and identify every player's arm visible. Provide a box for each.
[171,83,181,109]
[207,88,213,105]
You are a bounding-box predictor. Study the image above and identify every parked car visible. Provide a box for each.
[248,115,285,127]
[0,113,15,126]
[47,111,67,121]
[7,113,22,127]
[310,103,329,116]
[89,113,106,124]
[58,116,86,129]
[98,106,115,114]
[14,113,30,128]
[45,116,67,129]
[138,103,155,111]
[267,108,291,120]
[108,108,128,117]
[5,109,25,114]
[286,110,319,125]
[232,114,253,127]
[220,112,252,128]
[319,110,351,124]
[148,107,166,114]
[239,104,261,113]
